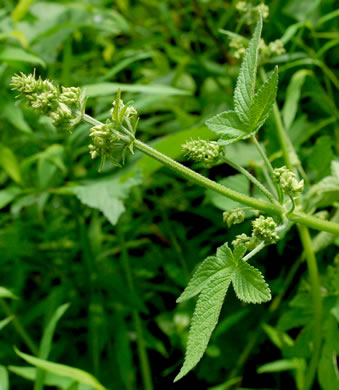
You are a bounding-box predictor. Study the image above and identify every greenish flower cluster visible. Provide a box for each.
[232,215,279,250]
[273,166,304,196]
[260,39,286,58]
[223,209,245,228]
[182,139,220,167]
[230,37,285,61]
[11,72,86,132]
[236,1,269,25]
[232,233,257,251]
[252,215,279,244]
[88,92,139,169]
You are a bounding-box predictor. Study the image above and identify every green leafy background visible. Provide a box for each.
[0,0,338,389]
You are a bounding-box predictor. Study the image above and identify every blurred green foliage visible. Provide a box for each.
[0,0,338,389]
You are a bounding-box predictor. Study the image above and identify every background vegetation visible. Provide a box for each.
[0,0,338,389]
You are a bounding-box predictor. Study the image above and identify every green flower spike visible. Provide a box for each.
[11,71,86,132]
[182,139,220,167]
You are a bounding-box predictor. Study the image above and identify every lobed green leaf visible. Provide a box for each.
[231,261,271,304]
[174,269,232,382]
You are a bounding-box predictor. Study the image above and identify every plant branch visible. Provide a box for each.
[220,156,278,205]
[251,136,284,203]
[80,114,339,235]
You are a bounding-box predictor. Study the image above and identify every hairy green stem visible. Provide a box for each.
[297,226,322,390]
[0,299,38,355]
[134,139,281,215]
[80,114,339,234]
[220,156,278,205]
[251,136,283,203]
[242,241,265,262]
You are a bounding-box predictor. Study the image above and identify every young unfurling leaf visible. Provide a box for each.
[206,13,278,145]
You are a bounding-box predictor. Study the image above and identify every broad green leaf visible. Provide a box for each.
[0,187,22,209]
[308,159,339,207]
[0,287,18,300]
[282,70,312,129]
[257,358,304,373]
[9,367,92,389]
[0,144,22,184]
[70,174,141,225]
[206,174,264,211]
[0,47,45,67]
[231,260,271,304]
[1,101,32,133]
[0,316,14,331]
[15,348,106,390]
[283,0,321,22]
[233,13,262,124]
[12,0,36,23]
[318,314,339,390]
[35,303,70,390]
[0,366,9,390]
[84,83,191,97]
[174,269,232,382]
[205,111,247,146]
[248,66,278,132]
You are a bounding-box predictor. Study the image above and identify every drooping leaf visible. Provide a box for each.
[0,47,45,67]
[318,314,339,390]
[35,303,70,390]
[14,348,106,390]
[282,69,312,129]
[0,144,22,184]
[231,260,271,304]
[84,83,191,97]
[248,66,278,132]
[0,287,18,300]
[9,367,92,390]
[70,174,141,225]
[174,269,232,382]
[233,13,262,124]
[0,366,9,390]
[0,187,22,210]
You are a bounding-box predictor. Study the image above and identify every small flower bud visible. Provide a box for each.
[256,4,269,19]
[229,38,247,59]
[182,139,220,166]
[273,166,304,196]
[223,209,245,228]
[89,122,121,161]
[268,39,285,56]
[50,106,73,131]
[232,234,257,251]
[60,87,82,108]
[252,216,279,244]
